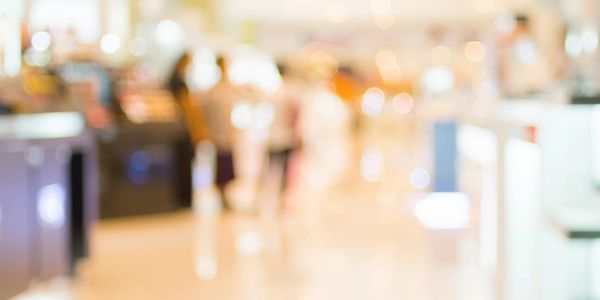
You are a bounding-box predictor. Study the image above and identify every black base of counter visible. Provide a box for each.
[98,121,192,218]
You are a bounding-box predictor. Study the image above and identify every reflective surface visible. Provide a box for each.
[16,116,492,300]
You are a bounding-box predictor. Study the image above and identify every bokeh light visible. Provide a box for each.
[235,231,264,256]
[361,87,385,117]
[582,25,599,54]
[196,256,218,281]
[191,49,221,91]
[376,49,402,85]
[24,48,51,67]
[409,168,430,190]
[513,38,537,66]
[392,92,414,114]
[156,19,183,46]
[31,31,52,52]
[361,148,384,182]
[100,33,121,54]
[464,41,486,62]
[420,66,454,94]
[37,184,66,229]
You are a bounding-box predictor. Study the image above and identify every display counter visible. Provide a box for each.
[98,119,191,218]
[457,101,600,299]
[0,112,98,299]
[98,89,192,218]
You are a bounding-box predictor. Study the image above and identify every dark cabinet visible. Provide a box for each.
[0,133,97,299]
[33,141,71,281]
[99,122,190,218]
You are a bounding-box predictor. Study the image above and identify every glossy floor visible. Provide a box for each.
[16,118,493,300]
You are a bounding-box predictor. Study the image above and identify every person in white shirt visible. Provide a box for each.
[265,63,303,200]
[201,56,239,207]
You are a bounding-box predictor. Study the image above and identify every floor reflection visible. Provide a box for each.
[15,115,493,300]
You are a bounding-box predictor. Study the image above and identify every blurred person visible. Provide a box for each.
[498,14,553,97]
[168,53,191,103]
[201,55,238,208]
[168,52,208,145]
[167,52,207,207]
[264,63,303,208]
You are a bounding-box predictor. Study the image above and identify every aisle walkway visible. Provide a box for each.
[18,178,490,299]
[16,116,492,300]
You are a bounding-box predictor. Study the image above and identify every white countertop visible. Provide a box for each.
[0,112,85,140]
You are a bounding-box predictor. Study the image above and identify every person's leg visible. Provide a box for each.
[215,152,235,210]
[266,149,294,212]
[280,149,293,191]
[175,137,194,208]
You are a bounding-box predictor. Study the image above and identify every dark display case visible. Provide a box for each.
[0,113,98,299]
[98,89,192,218]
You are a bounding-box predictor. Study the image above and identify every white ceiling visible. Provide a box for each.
[219,0,513,24]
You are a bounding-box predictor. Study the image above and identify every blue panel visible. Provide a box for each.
[433,122,457,192]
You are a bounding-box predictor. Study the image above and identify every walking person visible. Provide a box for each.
[201,55,239,209]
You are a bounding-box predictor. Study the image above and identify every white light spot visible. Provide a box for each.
[31,31,52,52]
[361,148,384,182]
[421,67,454,94]
[582,26,598,54]
[410,168,430,190]
[24,47,51,67]
[196,257,218,281]
[231,101,253,129]
[513,38,537,66]
[566,30,583,57]
[414,192,470,230]
[253,102,275,129]
[37,184,65,229]
[100,33,121,54]
[191,49,221,91]
[235,231,264,256]
[156,19,183,46]
[251,58,282,94]
[361,87,385,117]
